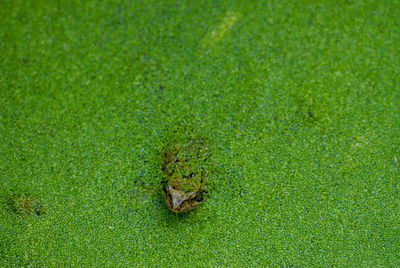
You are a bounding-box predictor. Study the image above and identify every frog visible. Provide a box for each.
[161,138,208,213]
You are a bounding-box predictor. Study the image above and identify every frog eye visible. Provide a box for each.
[194,192,204,202]
[183,172,195,179]
[190,191,204,202]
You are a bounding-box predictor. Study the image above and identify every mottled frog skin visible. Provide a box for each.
[162,139,208,213]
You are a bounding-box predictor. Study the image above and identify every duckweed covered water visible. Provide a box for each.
[1,0,399,266]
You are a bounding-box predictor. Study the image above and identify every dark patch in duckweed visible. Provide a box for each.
[5,192,44,217]
[295,98,317,124]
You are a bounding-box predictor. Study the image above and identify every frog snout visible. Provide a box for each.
[171,194,185,209]
[168,186,186,209]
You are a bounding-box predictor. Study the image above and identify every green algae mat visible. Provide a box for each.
[1,0,399,266]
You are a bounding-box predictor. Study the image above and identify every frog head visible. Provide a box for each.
[162,173,205,213]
